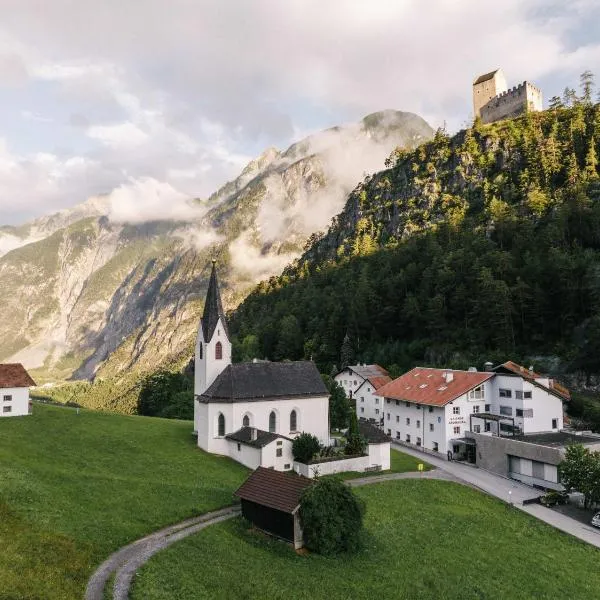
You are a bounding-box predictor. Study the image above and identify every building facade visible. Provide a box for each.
[334,364,391,420]
[0,364,35,417]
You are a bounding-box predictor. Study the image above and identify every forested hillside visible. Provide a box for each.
[231,101,600,380]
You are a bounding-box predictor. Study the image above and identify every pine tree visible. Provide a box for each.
[563,87,578,107]
[566,151,580,185]
[584,137,599,180]
[340,332,355,369]
[549,95,563,110]
[580,70,595,105]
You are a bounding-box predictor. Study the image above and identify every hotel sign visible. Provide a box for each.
[448,417,466,425]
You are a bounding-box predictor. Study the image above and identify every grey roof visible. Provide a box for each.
[339,364,389,380]
[513,432,600,448]
[201,261,228,343]
[226,427,290,448]
[473,69,500,85]
[358,420,391,444]
[198,361,328,403]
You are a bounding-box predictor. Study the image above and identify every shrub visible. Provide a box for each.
[299,478,365,555]
[292,433,321,463]
[345,410,366,456]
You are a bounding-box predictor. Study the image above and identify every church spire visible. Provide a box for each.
[201,260,229,343]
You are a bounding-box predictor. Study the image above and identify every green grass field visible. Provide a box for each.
[132,479,600,600]
[0,404,248,600]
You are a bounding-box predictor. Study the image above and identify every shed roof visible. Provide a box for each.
[0,364,36,389]
[234,467,314,514]
[375,367,493,407]
[198,361,328,403]
[226,427,290,449]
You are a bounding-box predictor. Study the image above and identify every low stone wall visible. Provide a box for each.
[294,455,371,478]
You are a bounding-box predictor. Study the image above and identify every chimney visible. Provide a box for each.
[250,428,257,441]
[529,365,534,373]
[468,366,477,372]
[445,371,454,383]
[484,361,493,372]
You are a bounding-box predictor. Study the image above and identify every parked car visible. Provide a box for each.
[591,512,600,529]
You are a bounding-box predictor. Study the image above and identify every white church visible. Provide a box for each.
[193,261,330,471]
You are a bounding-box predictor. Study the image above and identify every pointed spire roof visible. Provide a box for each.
[201,260,228,342]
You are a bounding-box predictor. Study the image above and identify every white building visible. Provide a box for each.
[375,361,569,461]
[334,364,391,422]
[194,261,330,471]
[0,364,35,417]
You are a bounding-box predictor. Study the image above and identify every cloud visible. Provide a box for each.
[0,232,27,256]
[175,227,224,251]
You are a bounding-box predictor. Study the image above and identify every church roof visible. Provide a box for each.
[0,364,36,388]
[197,361,328,403]
[201,261,228,343]
[473,69,500,85]
[226,426,291,448]
[234,467,313,514]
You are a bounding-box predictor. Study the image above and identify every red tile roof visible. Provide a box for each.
[375,367,493,407]
[0,364,36,389]
[234,467,314,514]
[495,361,570,401]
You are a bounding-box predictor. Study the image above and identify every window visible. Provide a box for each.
[429,423,434,432]
[269,411,276,433]
[485,404,490,412]
[406,434,411,443]
[360,407,364,413]
[452,406,460,415]
[469,386,484,400]
[523,408,533,418]
[387,413,390,421]
[499,389,512,398]
[354,380,357,386]
[396,415,400,423]
[215,341,223,360]
[3,406,12,413]
[284,464,291,470]
[276,440,282,446]
[473,425,481,433]
[396,400,399,406]
[237,443,241,451]
[428,406,433,413]
[453,445,460,454]
[375,398,379,405]
[217,413,225,437]
[499,405,512,416]
[473,405,480,414]
[416,404,420,410]
[416,420,421,428]
[453,426,460,434]
[516,409,523,417]
[3,395,12,402]
[290,410,297,431]
[433,442,439,452]
[485,422,491,432]
[198,343,203,360]
[375,409,379,415]
[360,397,364,402]
[368,387,371,392]
[515,390,523,400]
[552,418,558,429]
[276,448,283,457]
[387,429,391,436]
[524,391,532,399]
[405,401,410,407]
[416,437,422,447]
[243,415,250,427]
[387,399,390,404]
[406,418,410,426]
[396,431,401,439]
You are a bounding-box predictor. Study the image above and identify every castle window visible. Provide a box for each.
[243,415,250,427]
[215,341,223,360]
[269,411,276,433]
[290,410,297,432]
[217,413,225,437]
[199,343,203,360]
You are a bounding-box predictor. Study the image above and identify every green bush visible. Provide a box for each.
[292,433,321,463]
[299,478,365,555]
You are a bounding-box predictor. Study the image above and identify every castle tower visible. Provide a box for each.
[473,69,507,119]
[193,260,232,432]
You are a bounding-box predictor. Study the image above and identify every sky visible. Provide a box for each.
[0,0,599,225]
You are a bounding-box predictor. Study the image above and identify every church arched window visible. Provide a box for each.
[269,411,276,433]
[290,410,297,432]
[243,414,250,427]
[215,341,223,360]
[199,342,203,360]
[218,413,225,437]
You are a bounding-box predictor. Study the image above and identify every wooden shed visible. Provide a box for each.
[234,467,314,549]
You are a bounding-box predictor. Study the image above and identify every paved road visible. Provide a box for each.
[392,442,600,549]
[85,506,240,600]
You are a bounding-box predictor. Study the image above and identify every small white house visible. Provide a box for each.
[334,364,391,421]
[225,427,294,471]
[0,364,35,417]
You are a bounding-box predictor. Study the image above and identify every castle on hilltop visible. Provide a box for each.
[473,69,543,124]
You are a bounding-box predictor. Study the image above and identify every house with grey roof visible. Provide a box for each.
[193,261,330,470]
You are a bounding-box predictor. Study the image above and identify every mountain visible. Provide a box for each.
[230,103,600,379]
[0,110,433,410]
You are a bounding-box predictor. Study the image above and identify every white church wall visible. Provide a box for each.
[0,387,30,417]
[194,316,231,398]
[226,439,262,470]
[294,455,370,478]
[261,438,294,471]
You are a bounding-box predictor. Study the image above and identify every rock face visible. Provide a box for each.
[0,110,433,384]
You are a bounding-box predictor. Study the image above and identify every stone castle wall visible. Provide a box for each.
[480,81,543,124]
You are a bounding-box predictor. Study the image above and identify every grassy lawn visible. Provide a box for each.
[132,479,600,600]
[326,448,432,480]
[0,403,248,600]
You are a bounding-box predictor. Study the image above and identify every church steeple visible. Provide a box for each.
[201,260,229,343]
